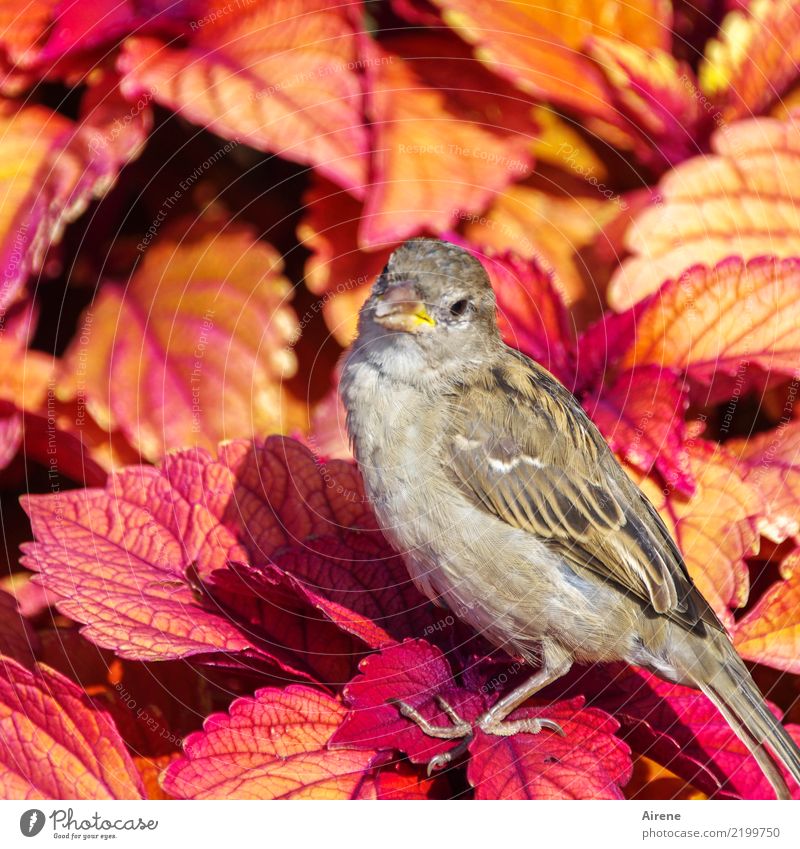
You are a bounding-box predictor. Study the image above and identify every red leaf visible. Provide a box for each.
[20,451,255,662]
[21,436,432,673]
[0,658,144,799]
[331,640,483,764]
[162,686,378,799]
[574,301,649,394]
[583,366,694,496]
[271,531,433,647]
[201,562,373,685]
[450,239,577,385]
[577,664,800,799]
[0,590,38,666]
[332,641,632,798]
[354,761,437,799]
[467,696,632,799]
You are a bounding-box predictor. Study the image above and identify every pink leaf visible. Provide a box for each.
[162,686,378,799]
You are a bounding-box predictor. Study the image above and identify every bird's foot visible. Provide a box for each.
[387,697,564,776]
[388,696,473,775]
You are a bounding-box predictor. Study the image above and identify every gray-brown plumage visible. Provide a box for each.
[340,237,800,796]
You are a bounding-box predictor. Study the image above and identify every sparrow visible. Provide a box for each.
[340,237,800,797]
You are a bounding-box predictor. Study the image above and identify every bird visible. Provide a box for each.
[339,237,800,798]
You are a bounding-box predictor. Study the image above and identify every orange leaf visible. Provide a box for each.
[0,101,143,312]
[0,0,57,92]
[360,33,536,246]
[632,440,760,622]
[298,177,393,345]
[57,227,300,461]
[732,421,800,544]
[0,658,145,799]
[609,115,800,310]
[625,754,706,800]
[162,686,378,799]
[733,551,800,673]
[700,0,800,121]
[620,257,800,401]
[118,0,368,194]
[462,183,620,319]
[431,0,656,121]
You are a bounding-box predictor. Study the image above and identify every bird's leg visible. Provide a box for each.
[476,659,572,737]
[387,695,472,739]
[388,658,572,774]
[387,695,474,775]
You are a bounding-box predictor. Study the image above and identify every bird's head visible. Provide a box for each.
[353,239,500,388]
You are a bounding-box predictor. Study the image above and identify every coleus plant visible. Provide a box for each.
[1,0,800,800]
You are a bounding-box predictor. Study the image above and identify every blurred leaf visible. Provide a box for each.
[299,177,393,346]
[119,0,369,193]
[700,0,800,121]
[431,0,624,120]
[0,590,38,666]
[462,184,620,321]
[734,551,800,673]
[360,33,536,246]
[631,440,760,622]
[732,421,800,544]
[58,226,300,461]
[587,36,705,169]
[0,96,147,312]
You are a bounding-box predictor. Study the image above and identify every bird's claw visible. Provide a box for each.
[386,696,564,774]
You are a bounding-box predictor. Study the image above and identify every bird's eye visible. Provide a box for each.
[449,298,471,317]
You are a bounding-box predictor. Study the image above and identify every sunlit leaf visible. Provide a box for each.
[162,686,378,799]
[360,33,536,246]
[620,257,800,402]
[609,115,800,310]
[0,658,144,799]
[734,551,800,673]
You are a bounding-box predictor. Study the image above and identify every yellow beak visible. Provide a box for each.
[373,284,436,333]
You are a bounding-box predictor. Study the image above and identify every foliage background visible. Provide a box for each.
[1,0,800,800]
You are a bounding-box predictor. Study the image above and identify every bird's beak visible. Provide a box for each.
[373,283,436,333]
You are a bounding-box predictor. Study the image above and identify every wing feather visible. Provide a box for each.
[447,352,722,632]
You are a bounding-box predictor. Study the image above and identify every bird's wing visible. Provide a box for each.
[446,350,722,632]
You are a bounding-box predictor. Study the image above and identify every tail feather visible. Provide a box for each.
[690,653,800,800]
